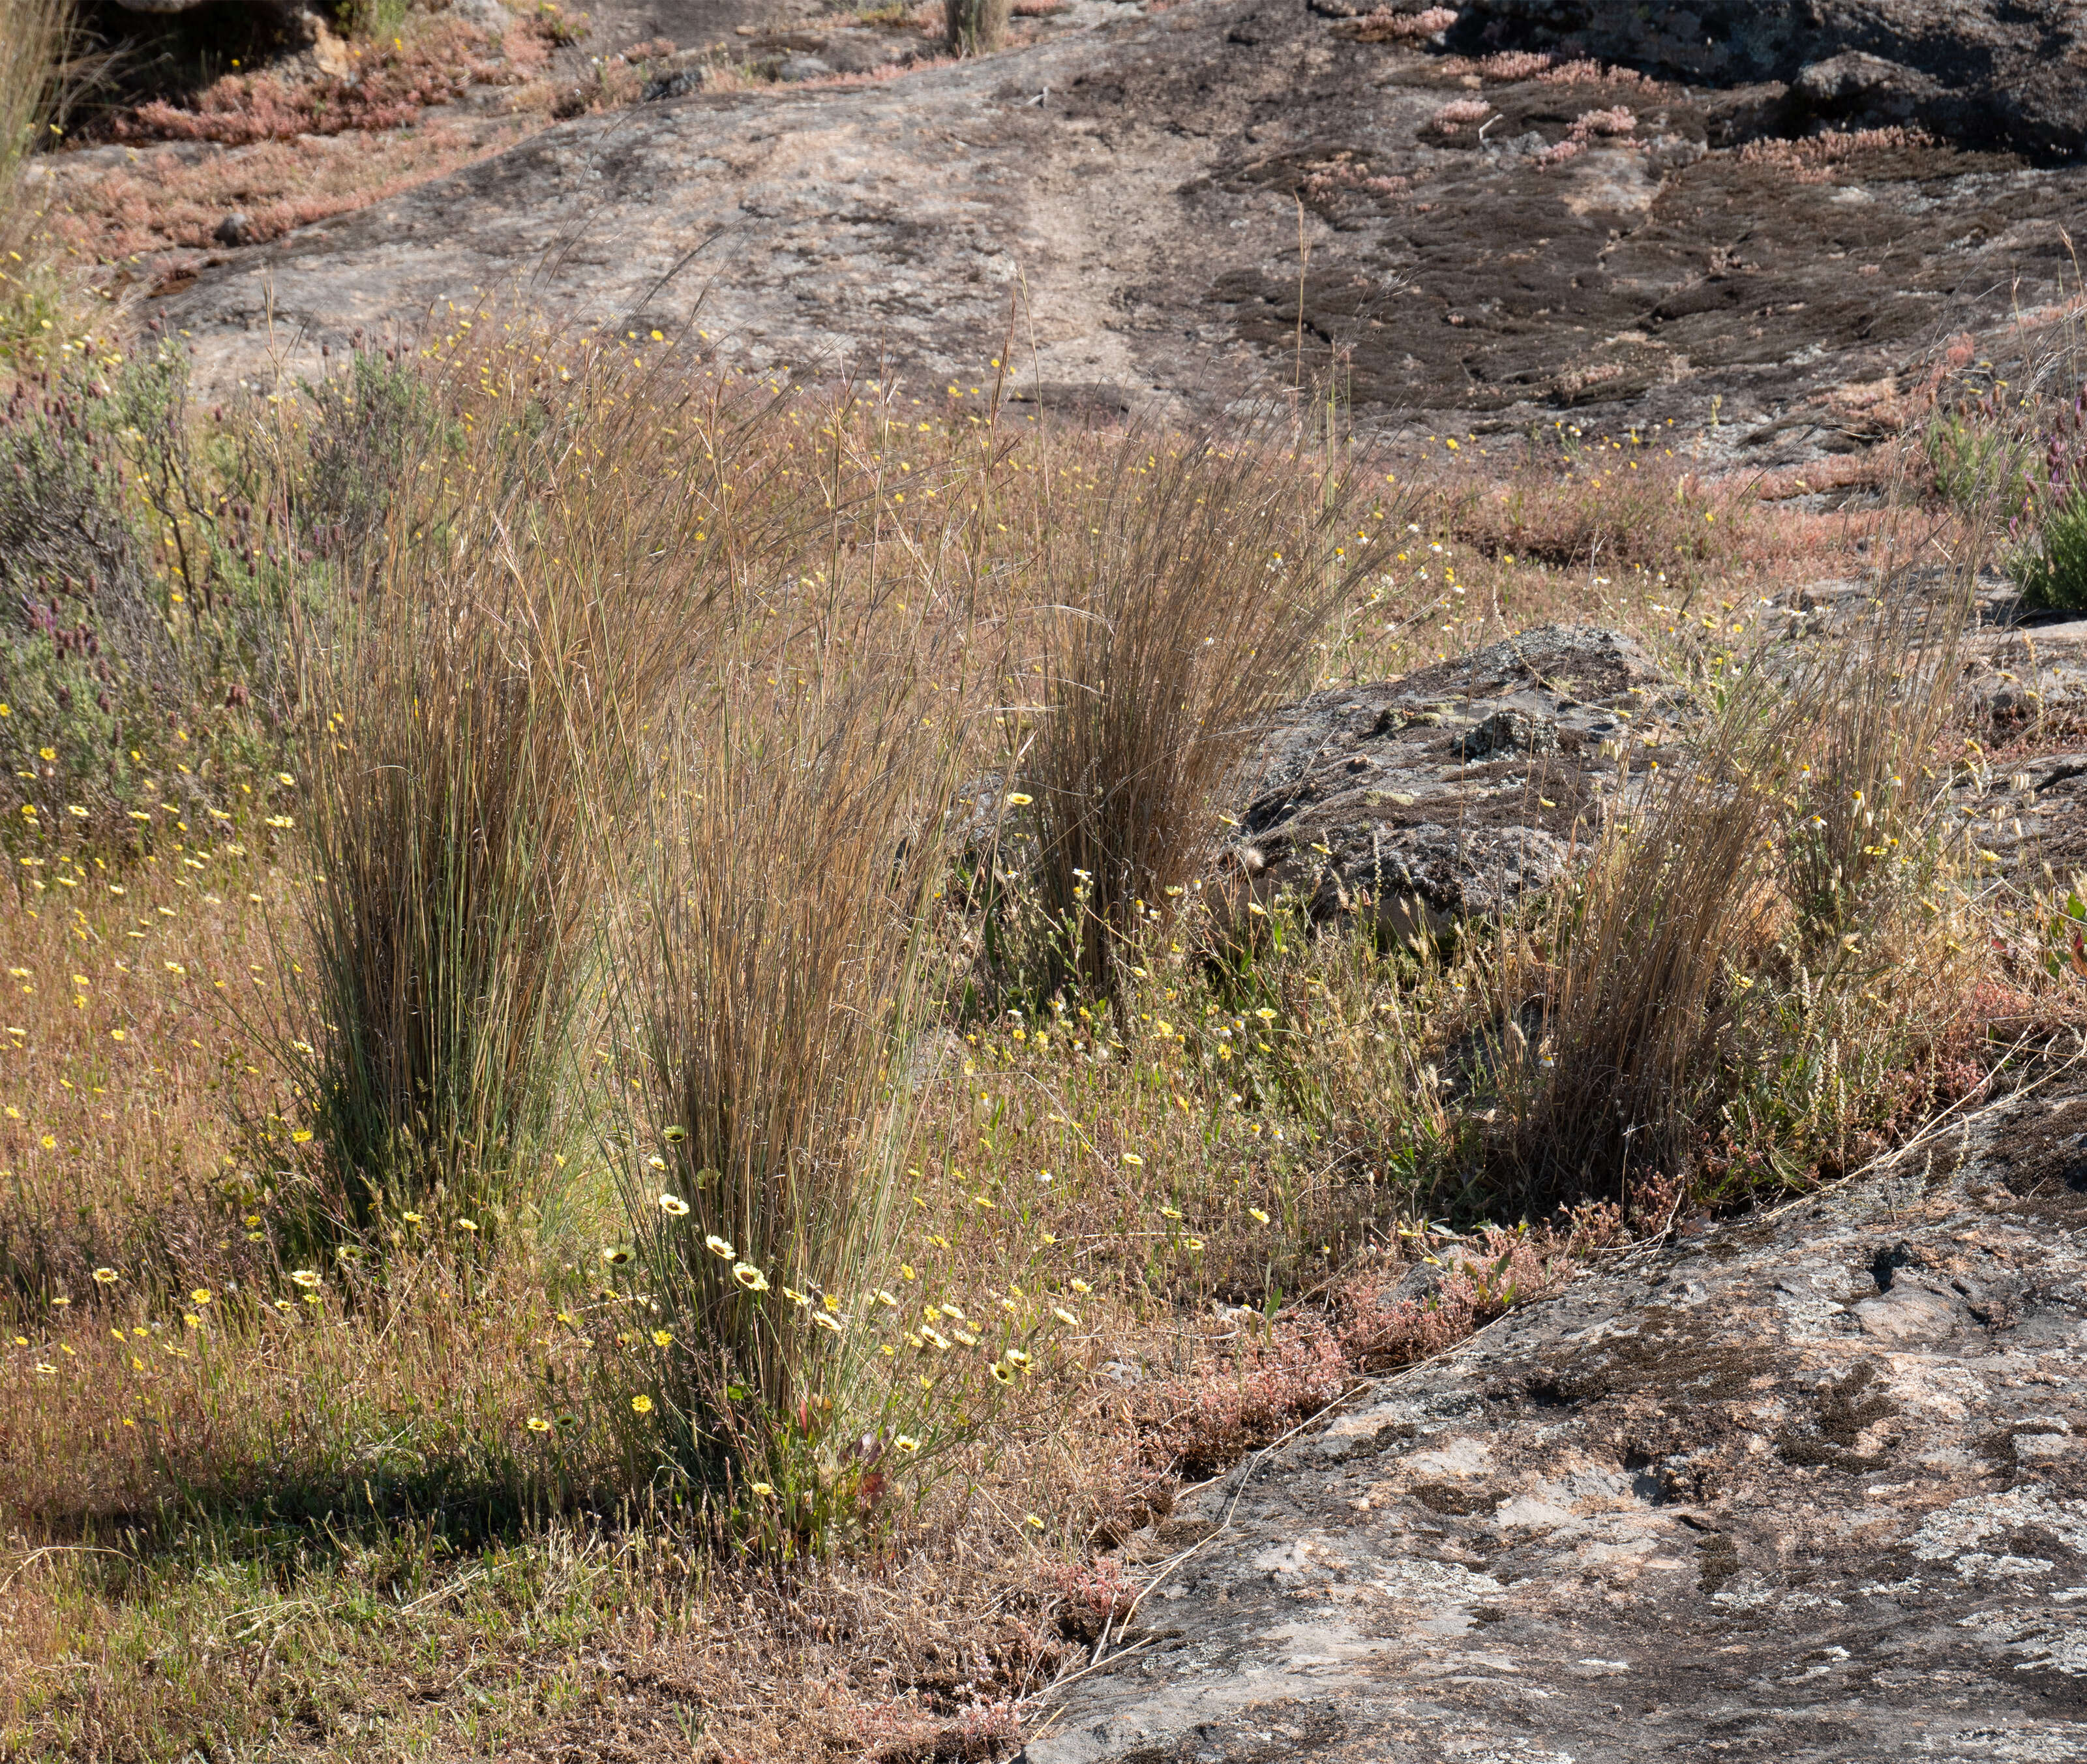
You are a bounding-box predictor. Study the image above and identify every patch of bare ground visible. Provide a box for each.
[93,0,2080,473]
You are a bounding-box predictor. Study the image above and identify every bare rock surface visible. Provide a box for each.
[1220,611,2087,943]
[1020,1068,2087,1763]
[154,0,2087,461]
[1957,610,2087,889]
[1219,624,1683,937]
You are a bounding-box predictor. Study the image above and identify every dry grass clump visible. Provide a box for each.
[0,0,65,227]
[1004,423,1389,1002]
[288,578,607,1242]
[1494,657,1804,1204]
[278,325,770,1246]
[0,321,2066,1759]
[1492,509,1980,1209]
[606,629,976,1546]
[0,0,68,350]
[1417,429,1747,586]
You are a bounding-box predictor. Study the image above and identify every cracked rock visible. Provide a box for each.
[1021,1066,2087,1764]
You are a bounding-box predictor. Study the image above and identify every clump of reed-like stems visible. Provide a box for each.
[1495,498,1973,1210]
[277,328,803,1247]
[605,618,1003,1551]
[0,0,69,348]
[1007,420,1390,1003]
[1492,653,1802,1206]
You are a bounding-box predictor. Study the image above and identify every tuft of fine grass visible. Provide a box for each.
[276,330,760,1248]
[605,620,998,1549]
[0,0,68,355]
[1006,420,1390,1003]
[1494,498,1976,1211]
[1491,653,1802,1209]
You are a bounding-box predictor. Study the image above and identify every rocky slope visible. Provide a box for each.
[154,0,2087,462]
[1017,1063,2087,1763]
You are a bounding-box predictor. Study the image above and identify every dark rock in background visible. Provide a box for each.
[1447,0,2087,160]
[1218,608,2087,940]
[1218,625,1681,938]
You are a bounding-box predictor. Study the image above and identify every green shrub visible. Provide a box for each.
[1925,410,2026,511]
[290,343,441,586]
[2012,480,2087,611]
[0,341,303,843]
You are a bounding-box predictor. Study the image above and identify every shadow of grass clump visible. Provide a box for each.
[0,1243,637,1582]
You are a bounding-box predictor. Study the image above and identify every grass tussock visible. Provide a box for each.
[1494,655,1805,1207]
[289,576,611,1242]
[1495,492,1989,1211]
[1006,422,1390,1000]
[0,0,68,353]
[608,628,976,1547]
[279,326,770,1244]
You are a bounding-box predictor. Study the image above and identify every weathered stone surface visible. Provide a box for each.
[1019,1068,2087,1763]
[140,0,2087,462]
[1447,0,2087,160]
[1938,607,2087,887]
[1218,624,1682,936]
[1967,611,2087,734]
[1955,743,2087,893]
[1218,605,2087,941]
